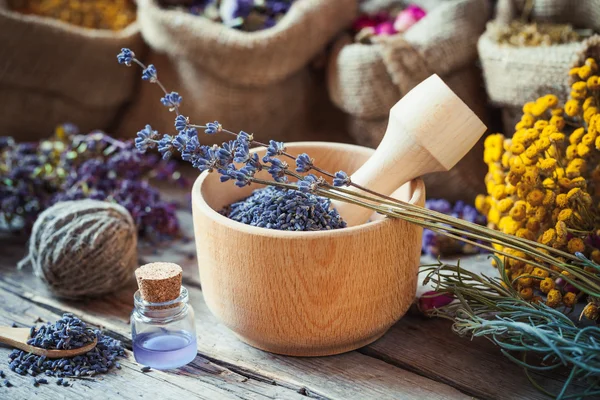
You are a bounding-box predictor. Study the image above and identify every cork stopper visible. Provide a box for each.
[135,262,182,306]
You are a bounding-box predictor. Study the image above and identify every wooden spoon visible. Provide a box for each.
[333,74,486,226]
[0,327,97,358]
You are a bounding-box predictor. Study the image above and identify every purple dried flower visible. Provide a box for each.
[116,48,134,66]
[160,91,182,111]
[297,174,321,193]
[333,171,350,187]
[237,130,252,143]
[266,158,288,182]
[205,121,222,135]
[295,153,313,173]
[175,115,189,132]
[266,140,286,157]
[157,135,175,160]
[141,64,158,82]
[135,125,159,152]
[234,165,255,187]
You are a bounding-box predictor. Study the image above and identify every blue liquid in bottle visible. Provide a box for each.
[133,330,197,370]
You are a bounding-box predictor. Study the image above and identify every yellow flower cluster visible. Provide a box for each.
[8,0,136,30]
[476,57,600,316]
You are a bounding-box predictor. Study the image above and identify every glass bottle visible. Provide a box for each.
[131,286,197,369]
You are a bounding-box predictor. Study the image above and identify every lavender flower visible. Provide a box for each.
[160,91,182,111]
[266,140,286,157]
[157,135,175,160]
[266,158,288,182]
[237,130,252,143]
[295,153,313,173]
[116,48,134,66]
[333,171,350,187]
[297,174,322,193]
[234,166,256,187]
[175,115,189,132]
[205,121,222,135]
[141,64,158,82]
[193,145,221,172]
[114,48,348,232]
[135,125,159,152]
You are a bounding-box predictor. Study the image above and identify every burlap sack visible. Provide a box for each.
[117,0,357,143]
[327,0,491,202]
[479,0,600,133]
[0,0,144,142]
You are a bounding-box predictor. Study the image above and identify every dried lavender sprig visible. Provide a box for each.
[115,49,583,263]
[115,48,600,297]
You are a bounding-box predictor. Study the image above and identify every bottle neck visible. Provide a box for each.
[133,286,189,321]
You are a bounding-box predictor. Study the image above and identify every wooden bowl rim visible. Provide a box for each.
[192,141,425,238]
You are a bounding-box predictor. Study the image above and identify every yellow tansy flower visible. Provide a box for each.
[526,217,540,232]
[549,132,566,144]
[567,237,585,253]
[584,303,600,321]
[563,292,577,308]
[519,287,534,300]
[578,66,593,80]
[565,99,581,116]
[570,127,586,145]
[539,158,557,173]
[510,142,525,155]
[522,102,535,114]
[497,198,514,213]
[526,189,544,206]
[539,277,555,293]
[583,97,597,111]
[558,208,574,222]
[516,228,535,241]
[546,289,562,308]
[540,229,556,245]
[509,201,527,221]
[588,75,600,90]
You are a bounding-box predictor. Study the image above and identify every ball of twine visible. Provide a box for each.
[18,199,138,299]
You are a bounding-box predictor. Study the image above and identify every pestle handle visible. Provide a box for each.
[334,75,486,226]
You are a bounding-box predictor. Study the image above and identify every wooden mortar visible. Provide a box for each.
[192,142,425,356]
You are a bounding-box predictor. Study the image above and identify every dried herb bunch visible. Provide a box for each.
[0,125,182,238]
[422,257,600,399]
[476,56,600,313]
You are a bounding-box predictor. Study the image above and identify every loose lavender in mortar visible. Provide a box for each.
[222,186,346,231]
[7,314,125,383]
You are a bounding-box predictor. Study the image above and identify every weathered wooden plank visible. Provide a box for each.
[0,245,468,400]
[0,286,312,400]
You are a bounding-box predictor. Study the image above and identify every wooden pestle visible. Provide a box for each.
[334,74,487,226]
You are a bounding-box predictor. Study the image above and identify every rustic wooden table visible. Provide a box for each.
[0,205,574,400]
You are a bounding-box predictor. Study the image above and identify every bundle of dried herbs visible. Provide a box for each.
[0,125,183,239]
